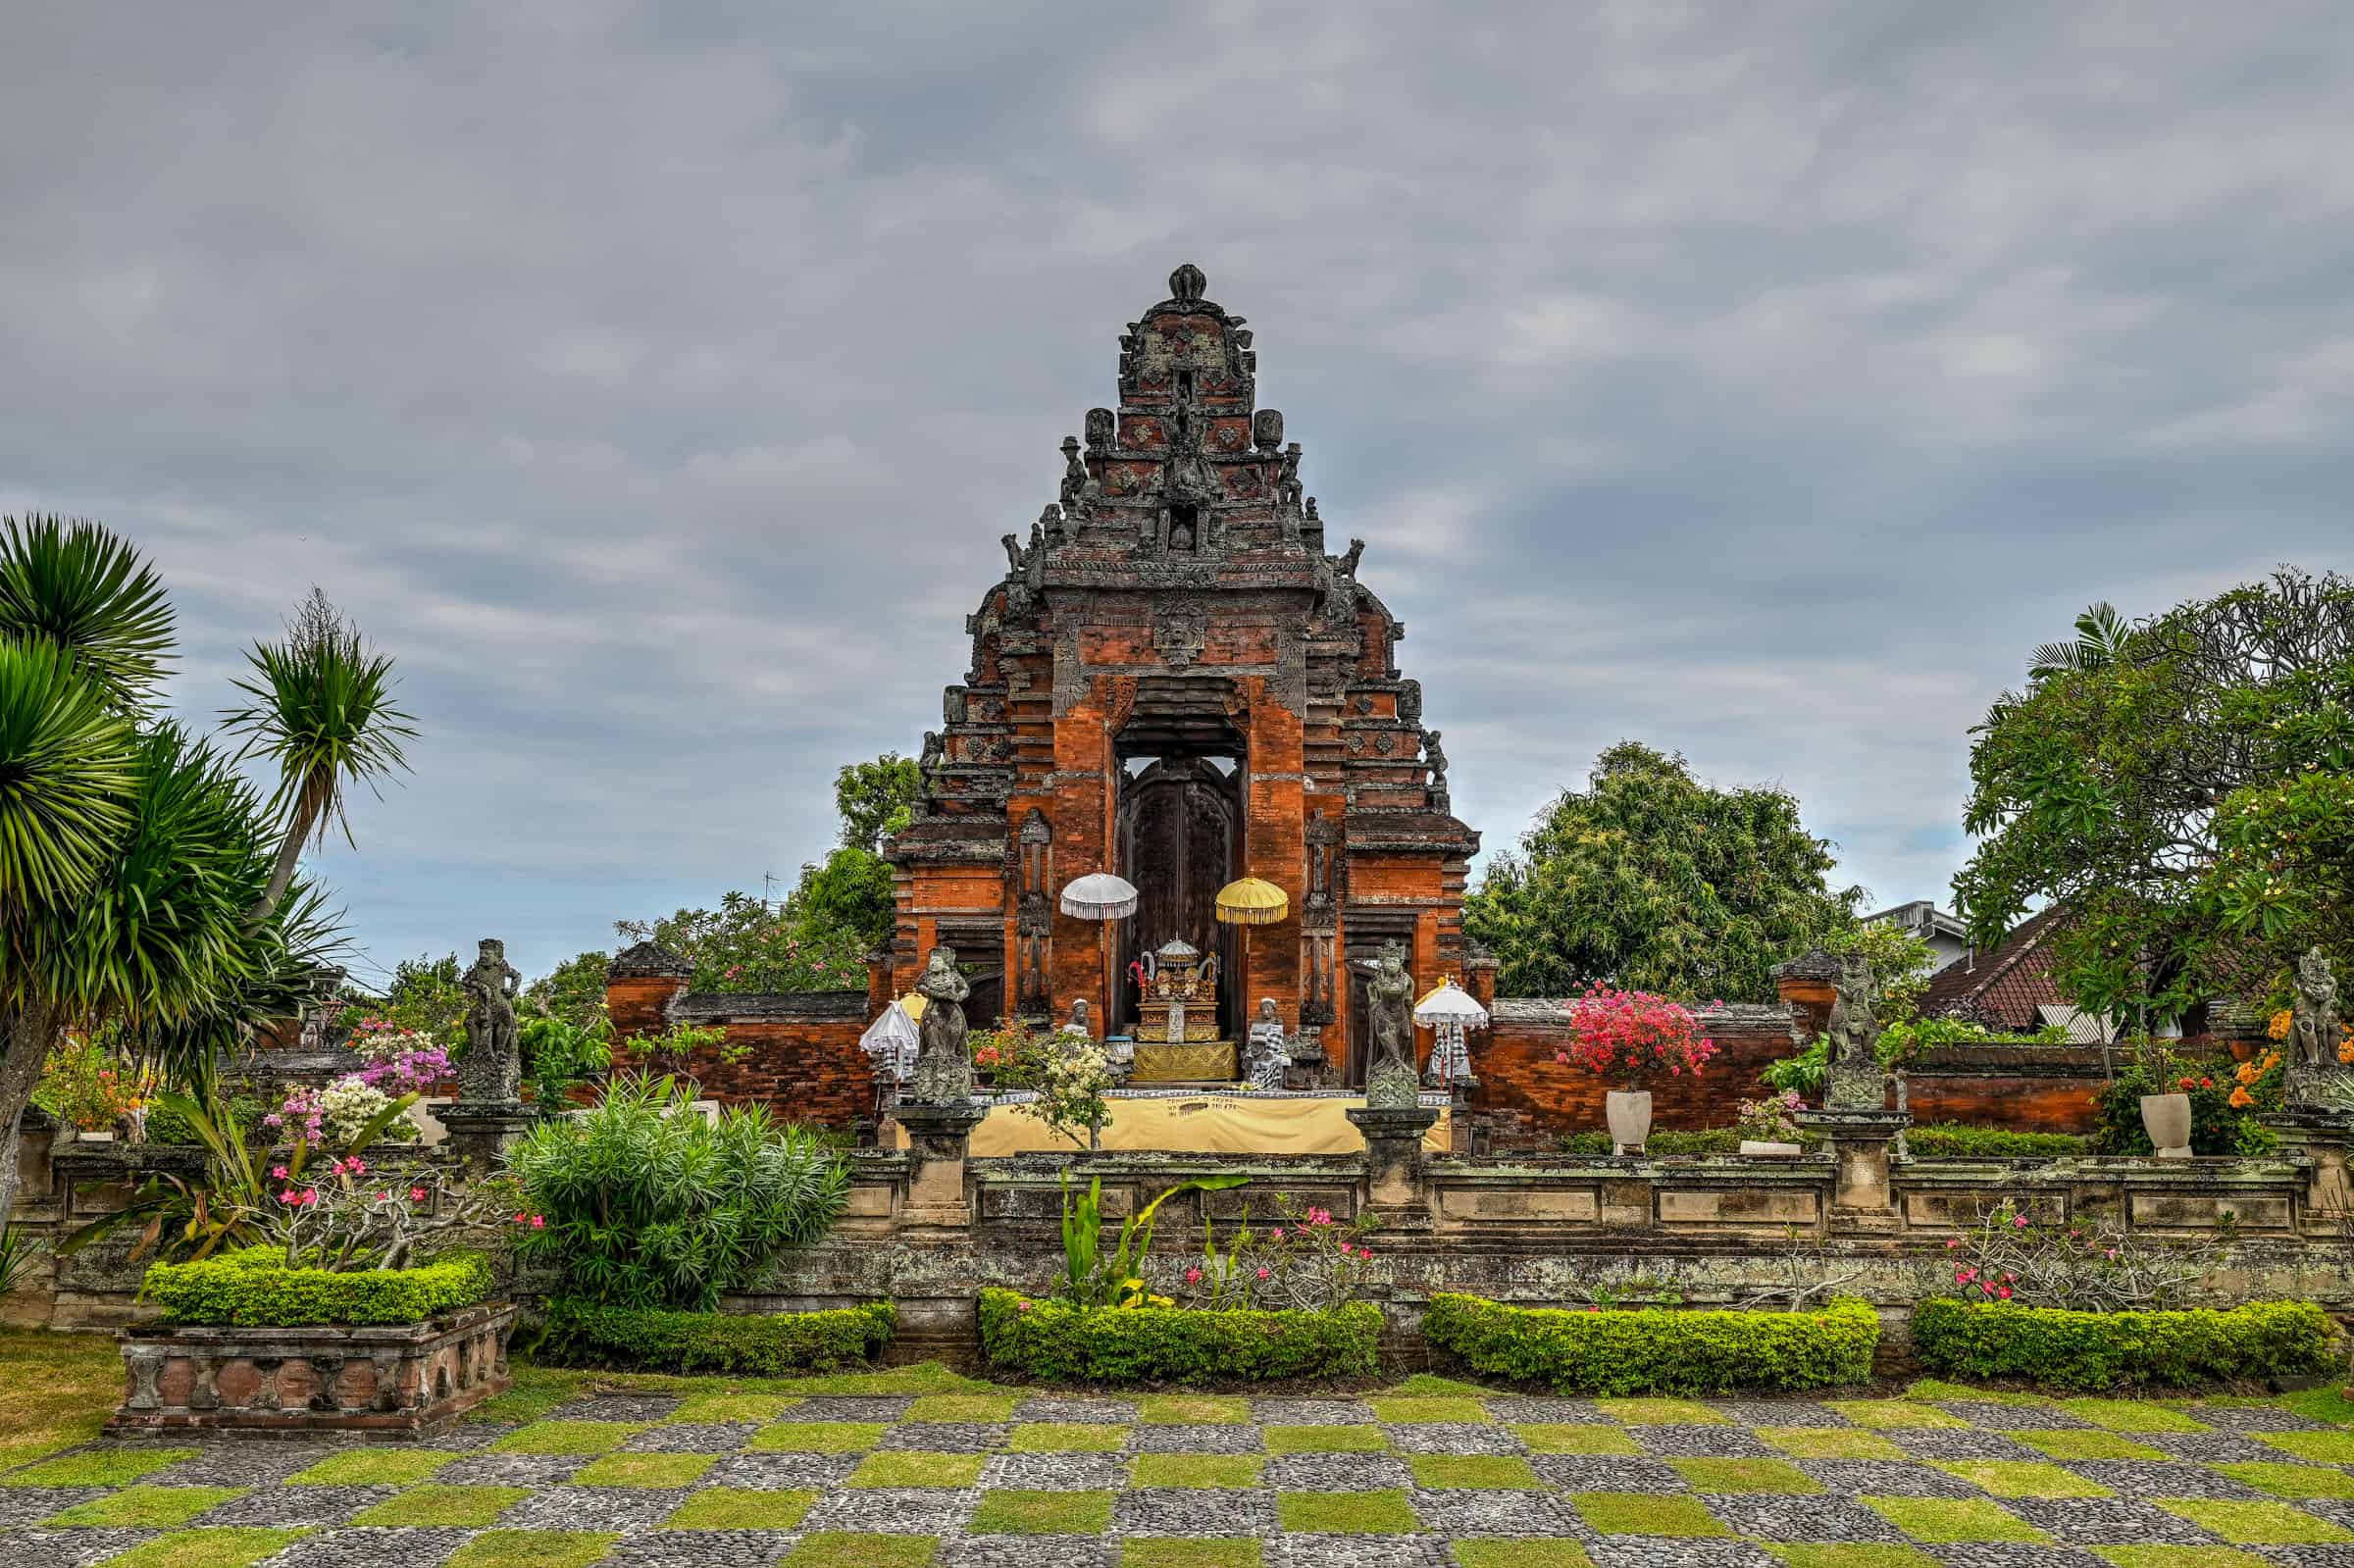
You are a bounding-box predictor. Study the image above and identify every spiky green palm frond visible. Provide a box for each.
[0,636,136,932]
[0,516,175,711]
[222,603,416,850]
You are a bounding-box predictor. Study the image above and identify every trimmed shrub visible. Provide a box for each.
[979,1288,1381,1384]
[508,1073,850,1311]
[534,1297,896,1375]
[143,1246,491,1327]
[1423,1291,1879,1394]
[1906,1124,2086,1159]
[1913,1296,2339,1391]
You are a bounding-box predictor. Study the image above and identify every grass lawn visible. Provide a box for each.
[0,1329,128,1471]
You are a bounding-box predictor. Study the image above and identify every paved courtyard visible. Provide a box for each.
[8,1370,2354,1568]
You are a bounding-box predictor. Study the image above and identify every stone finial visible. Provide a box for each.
[609,940,691,981]
[1253,408,1284,453]
[1168,262,1207,304]
[1085,406,1115,450]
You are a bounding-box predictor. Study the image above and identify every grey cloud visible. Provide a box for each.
[4,1,2350,976]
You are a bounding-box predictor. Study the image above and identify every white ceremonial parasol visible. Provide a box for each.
[1059,873,1140,1037]
[1415,977,1489,1088]
[1058,872,1140,920]
[858,997,921,1084]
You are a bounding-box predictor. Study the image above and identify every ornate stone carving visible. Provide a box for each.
[2288,947,2354,1109]
[1422,728,1450,812]
[1824,954,1888,1110]
[1254,408,1284,453]
[1153,599,1208,668]
[908,947,975,1105]
[1364,939,1420,1109]
[1085,406,1114,450]
[1247,998,1291,1091]
[457,938,523,1103]
[1167,262,1206,305]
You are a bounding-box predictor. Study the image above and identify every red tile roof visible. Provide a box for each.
[1919,906,2070,1031]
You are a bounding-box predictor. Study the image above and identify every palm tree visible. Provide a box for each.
[224,588,416,920]
[0,521,386,1221]
[2027,602,2133,684]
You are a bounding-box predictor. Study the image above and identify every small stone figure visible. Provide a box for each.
[1276,442,1304,508]
[908,946,975,1105]
[2288,947,2354,1108]
[1063,997,1093,1038]
[457,938,523,1102]
[1364,940,1419,1108]
[1059,436,1088,507]
[1247,998,1291,1091]
[1823,954,1888,1110]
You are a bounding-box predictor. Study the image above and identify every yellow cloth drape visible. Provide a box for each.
[1127,1041,1237,1082]
[890,1095,1449,1155]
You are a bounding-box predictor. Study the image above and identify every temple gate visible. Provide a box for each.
[879,264,1480,1083]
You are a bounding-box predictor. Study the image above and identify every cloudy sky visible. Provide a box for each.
[6,3,2350,986]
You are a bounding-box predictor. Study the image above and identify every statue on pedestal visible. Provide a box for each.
[1246,998,1291,1091]
[1823,954,1888,1111]
[456,938,523,1102]
[2287,948,2354,1110]
[908,947,975,1105]
[1364,940,1420,1109]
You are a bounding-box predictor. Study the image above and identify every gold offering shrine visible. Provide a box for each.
[1129,938,1237,1082]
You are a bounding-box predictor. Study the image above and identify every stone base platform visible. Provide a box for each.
[109,1302,518,1440]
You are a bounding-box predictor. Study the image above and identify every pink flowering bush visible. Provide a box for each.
[1556,984,1718,1089]
[1931,1199,2235,1311]
[260,1152,521,1272]
[1182,1192,1384,1312]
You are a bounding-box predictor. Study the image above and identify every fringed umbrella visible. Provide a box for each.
[1059,873,1140,1036]
[1414,977,1489,1088]
[858,996,922,1117]
[1214,878,1291,1026]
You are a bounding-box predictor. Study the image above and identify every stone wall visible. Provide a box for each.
[605,965,874,1132]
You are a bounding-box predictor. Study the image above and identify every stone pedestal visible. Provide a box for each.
[896,1101,988,1229]
[1347,1103,1439,1221]
[1447,1078,1479,1156]
[1795,1107,1909,1222]
[435,1103,536,1177]
[2264,1107,2354,1218]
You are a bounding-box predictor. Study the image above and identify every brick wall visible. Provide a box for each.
[1471,1001,1800,1148]
[602,970,875,1133]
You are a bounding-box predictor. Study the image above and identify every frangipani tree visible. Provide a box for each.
[0,517,412,1220]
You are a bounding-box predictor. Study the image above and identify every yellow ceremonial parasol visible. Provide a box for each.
[1213,877,1290,926]
[896,992,926,1022]
[1215,878,1290,1032]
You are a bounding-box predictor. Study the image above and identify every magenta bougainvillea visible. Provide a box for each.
[1555,984,1718,1088]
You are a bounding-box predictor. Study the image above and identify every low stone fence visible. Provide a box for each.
[19,1102,2351,1369]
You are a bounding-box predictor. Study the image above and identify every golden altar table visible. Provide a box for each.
[1127,1040,1238,1083]
[890,1094,1450,1156]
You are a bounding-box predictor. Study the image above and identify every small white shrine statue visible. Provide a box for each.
[1246,997,1291,1091]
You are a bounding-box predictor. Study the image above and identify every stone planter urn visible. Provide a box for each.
[1606,1089,1653,1156]
[2140,1092,2193,1160]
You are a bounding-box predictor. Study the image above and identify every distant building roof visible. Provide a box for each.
[1918,906,2069,1031]
[1865,900,1970,944]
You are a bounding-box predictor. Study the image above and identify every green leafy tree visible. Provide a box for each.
[526,950,613,1032]
[1464,740,1863,1002]
[1,518,403,1221]
[1957,569,2354,1024]
[617,749,920,992]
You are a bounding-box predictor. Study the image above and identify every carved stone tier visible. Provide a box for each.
[1795,1107,1910,1223]
[435,1103,536,1177]
[2263,1106,2354,1215]
[896,1101,990,1229]
[1348,1102,1440,1219]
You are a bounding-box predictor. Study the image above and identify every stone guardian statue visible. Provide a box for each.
[1823,953,1888,1111]
[457,937,523,1102]
[908,946,975,1105]
[1364,940,1420,1108]
[2288,947,2354,1109]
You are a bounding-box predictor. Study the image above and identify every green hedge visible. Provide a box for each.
[1423,1292,1880,1394]
[1906,1124,2086,1159]
[1913,1296,2339,1391]
[143,1247,492,1327]
[978,1288,1381,1384]
[534,1297,896,1375]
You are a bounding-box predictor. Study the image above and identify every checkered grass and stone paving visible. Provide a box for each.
[11,1358,2354,1568]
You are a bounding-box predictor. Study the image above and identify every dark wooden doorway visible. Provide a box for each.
[1113,756,1243,1038]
